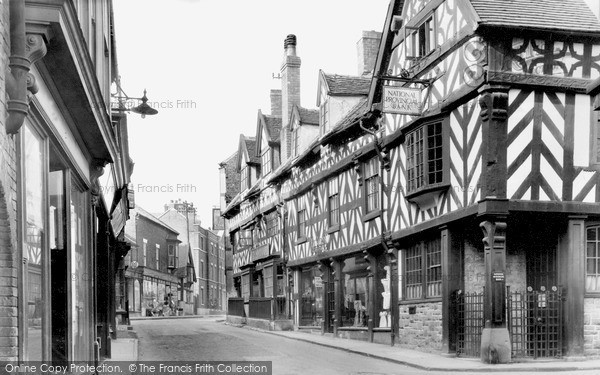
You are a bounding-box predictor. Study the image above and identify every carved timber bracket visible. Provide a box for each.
[480,220,507,252]
[90,159,108,201]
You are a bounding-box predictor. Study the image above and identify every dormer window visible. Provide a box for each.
[293,123,300,157]
[240,165,248,190]
[406,14,436,60]
[262,149,272,175]
[320,99,330,134]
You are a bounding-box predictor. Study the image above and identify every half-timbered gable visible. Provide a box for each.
[256,110,282,177]
[367,0,600,360]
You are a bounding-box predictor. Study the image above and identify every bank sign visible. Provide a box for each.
[382,86,422,115]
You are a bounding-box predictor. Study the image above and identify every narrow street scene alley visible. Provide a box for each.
[131,318,600,375]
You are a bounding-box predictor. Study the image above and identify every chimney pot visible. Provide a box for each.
[284,34,297,49]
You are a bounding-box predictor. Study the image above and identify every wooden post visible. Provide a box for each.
[564,216,586,357]
[331,258,342,337]
[363,250,376,342]
[441,226,463,354]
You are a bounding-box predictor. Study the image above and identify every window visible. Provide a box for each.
[143,239,148,267]
[266,210,278,237]
[297,208,307,239]
[587,226,600,293]
[406,121,444,195]
[406,14,436,59]
[293,124,300,157]
[155,244,160,269]
[404,235,441,300]
[262,149,272,175]
[328,177,340,228]
[200,260,204,278]
[320,100,330,134]
[238,229,252,248]
[240,165,248,191]
[168,244,176,268]
[364,157,380,213]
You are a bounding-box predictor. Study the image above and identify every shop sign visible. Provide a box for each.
[382,86,422,115]
[314,276,323,287]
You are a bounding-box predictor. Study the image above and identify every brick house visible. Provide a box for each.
[123,207,182,317]
[0,0,132,362]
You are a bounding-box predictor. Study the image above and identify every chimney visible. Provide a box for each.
[270,89,282,117]
[357,30,382,76]
[280,34,301,162]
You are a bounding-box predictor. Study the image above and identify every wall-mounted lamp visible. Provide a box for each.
[112,86,159,119]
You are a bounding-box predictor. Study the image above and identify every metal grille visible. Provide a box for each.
[508,287,563,358]
[327,281,335,332]
[456,290,485,357]
[455,287,564,359]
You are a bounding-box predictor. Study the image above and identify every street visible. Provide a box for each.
[131,318,599,375]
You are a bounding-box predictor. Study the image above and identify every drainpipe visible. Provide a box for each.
[6,0,46,135]
[6,0,29,134]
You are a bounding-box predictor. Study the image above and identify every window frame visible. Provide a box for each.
[168,244,175,269]
[586,225,600,295]
[240,164,248,191]
[362,156,381,222]
[327,176,340,232]
[261,148,272,176]
[155,244,160,270]
[402,234,442,302]
[293,120,301,157]
[320,99,330,135]
[297,207,307,244]
[405,12,437,61]
[143,239,148,267]
[404,117,450,201]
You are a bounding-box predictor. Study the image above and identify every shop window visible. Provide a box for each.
[404,235,442,300]
[406,14,437,60]
[341,256,369,327]
[586,226,600,293]
[364,157,380,214]
[405,120,446,198]
[327,176,340,229]
[300,268,323,326]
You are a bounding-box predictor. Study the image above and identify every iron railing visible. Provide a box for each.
[273,296,287,320]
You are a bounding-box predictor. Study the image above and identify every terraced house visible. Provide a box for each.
[224,0,600,364]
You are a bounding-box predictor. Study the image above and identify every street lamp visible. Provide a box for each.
[111,78,159,118]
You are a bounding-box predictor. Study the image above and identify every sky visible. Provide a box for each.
[112,0,390,227]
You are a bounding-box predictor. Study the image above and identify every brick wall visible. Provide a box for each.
[356,30,382,76]
[584,298,600,357]
[398,302,443,352]
[0,0,19,361]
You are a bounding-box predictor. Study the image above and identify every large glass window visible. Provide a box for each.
[341,256,369,327]
[22,123,45,361]
[300,267,323,326]
[297,209,307,239]
[261,149,272,176]
[70,182,91,361]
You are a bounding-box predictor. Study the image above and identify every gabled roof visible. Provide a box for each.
[255,110,282,155]
[292,105,319,127]
[236,135,260,171]
[135,206,180,235]
[322,98,370,145]
[469,0,600,34]
[321,72,372,96]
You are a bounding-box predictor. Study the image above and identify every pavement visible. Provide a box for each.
[229,322,600,373]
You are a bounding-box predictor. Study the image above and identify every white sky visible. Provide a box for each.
[113,0,390,227]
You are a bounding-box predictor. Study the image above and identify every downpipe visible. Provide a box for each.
[6,0,30,134]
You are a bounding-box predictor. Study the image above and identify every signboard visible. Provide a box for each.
[212,208,225,230]
[250,244,270,262]
[382,86,422,115]
[314,276,323,288]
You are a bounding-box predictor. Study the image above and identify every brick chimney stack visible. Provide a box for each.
[357,30,382,76]
[280,34,301,162]
[270,89,282,117]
